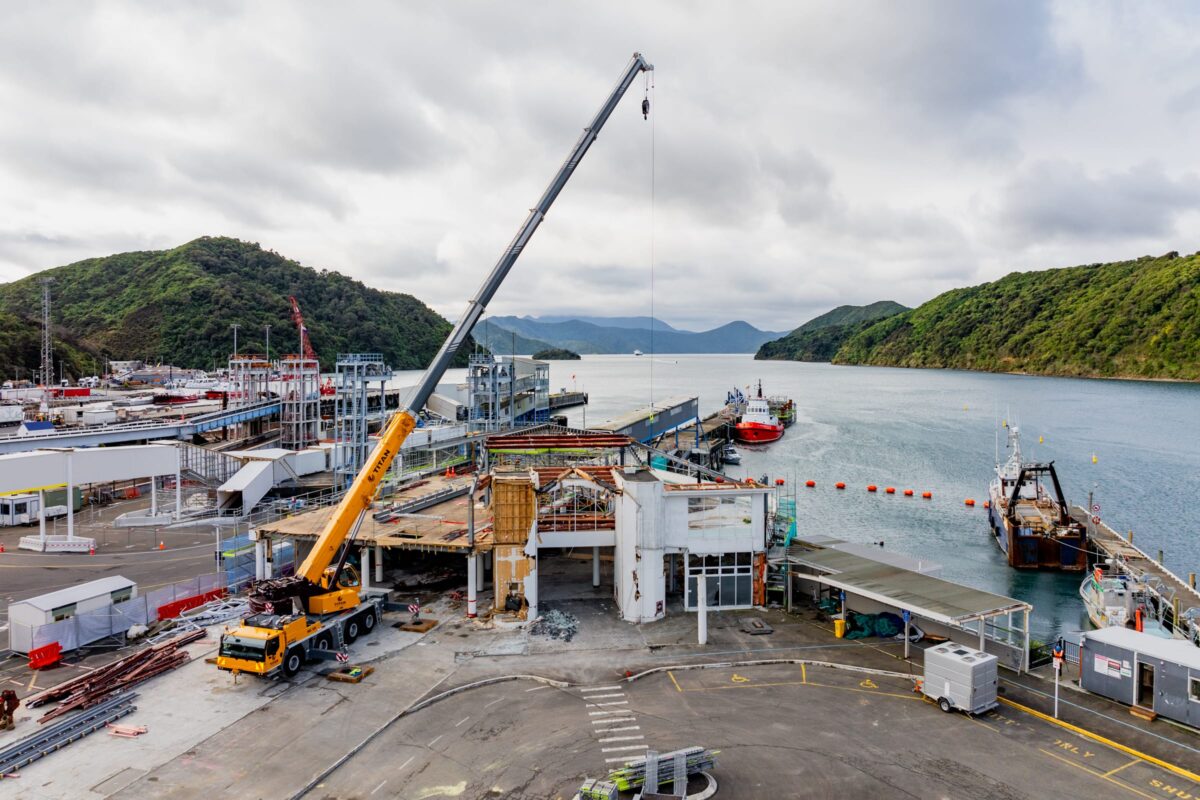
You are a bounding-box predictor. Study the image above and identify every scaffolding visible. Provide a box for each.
[226,354,272,441]
[333,353,389,490]
[467,355,549,431]
[279,355,320,450]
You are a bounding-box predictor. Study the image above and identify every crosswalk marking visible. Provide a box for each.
[606,755,643,763]
[597,725,640,732]
[592,717,637,726]
[602,744,649,753]
[583,692,625,699]
[599,735,645,743]
[581,685,622,692]
[586,701,629,707]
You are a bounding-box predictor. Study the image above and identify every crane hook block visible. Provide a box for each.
[642,97,650,120]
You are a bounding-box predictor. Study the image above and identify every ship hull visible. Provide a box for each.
[733,422,783,444]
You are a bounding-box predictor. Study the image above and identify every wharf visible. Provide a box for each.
[549,390,588,410]
[1072,504,1200,631]
[650,406,735,451]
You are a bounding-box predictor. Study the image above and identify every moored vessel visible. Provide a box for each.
[1080,565,1171,637]
[733,381,784,444]
[986,426,1087,570]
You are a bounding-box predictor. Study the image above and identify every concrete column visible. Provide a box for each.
[592,546,601,587]
[697,579,708,645]
[254,537,267,580]
[361,545,371,591]
[467,552,478,618]
[374,544,383,583]
[66,451,74,541]
[476,552,485,591]
[174,450,182,521]
[978,618,986,651]
[1023,609,1030,673]
[524,557,538,620]
[150,475,158,517]
[264,536,274,579]
[38,489,46,543]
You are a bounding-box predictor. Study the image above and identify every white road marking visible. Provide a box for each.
[588,709,629,716]
[598,725,640,732]
[398,755,415,772]
[484,697,506,709]
[598,735,645,743]
[428,735,443,747]
[582,685,621,692]
[606,755,642,763]
[582,692,625,699]
[455,716,470,727]
[602,744,648,753]
[591,717,636,726]
[525,685,549,692]
[586,701,628,707]
[371,780,387,795]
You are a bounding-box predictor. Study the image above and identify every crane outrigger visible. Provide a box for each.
[218,52,654,678]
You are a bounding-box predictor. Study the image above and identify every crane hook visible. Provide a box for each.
[642,96,650,120]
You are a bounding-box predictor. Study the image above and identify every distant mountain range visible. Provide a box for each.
[758,251,1200,381]
[485,315,787,354]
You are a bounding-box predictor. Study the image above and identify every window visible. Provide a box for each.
[51,603,77,621]
[687,495,753,532]
[685,551,754,610]
[110,587,133,603]
[220,635,267,662]
[1190,677,1200,703]
[13,502,26,515]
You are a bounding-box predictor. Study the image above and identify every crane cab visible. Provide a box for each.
[216,613,321,677]
[306,564,362,615]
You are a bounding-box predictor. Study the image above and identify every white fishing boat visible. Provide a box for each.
[1080,565,1171,637]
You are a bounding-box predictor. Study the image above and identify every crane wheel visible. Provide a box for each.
[310,633,333,661]
[360,609,377,633]
[283,647,304,678]
[344,618,360,644]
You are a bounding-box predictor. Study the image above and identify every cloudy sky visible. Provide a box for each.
[1,2,1198,331]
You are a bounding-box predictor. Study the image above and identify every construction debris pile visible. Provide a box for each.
[607,746,718,793]
[528,608,579,642]
[26,629,203,723]
[0,693,139,779]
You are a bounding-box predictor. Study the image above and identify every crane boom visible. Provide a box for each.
[291,52,654,588]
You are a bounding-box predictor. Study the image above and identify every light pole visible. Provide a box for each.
[231,324,241,357]
[264,324,271,361]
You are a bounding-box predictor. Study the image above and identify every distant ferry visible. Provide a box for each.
[733,380,784,444]
[633,349,643,356]
[986,426,1087,571]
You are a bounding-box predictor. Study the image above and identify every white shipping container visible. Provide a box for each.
[82,409,118,425]
[0,404,24,425]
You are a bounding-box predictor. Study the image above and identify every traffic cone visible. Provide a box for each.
[89,545,95,555]
[0,543,5,553]
[159,541,165,550]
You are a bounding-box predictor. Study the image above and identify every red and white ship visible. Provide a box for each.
[733,381,785,444]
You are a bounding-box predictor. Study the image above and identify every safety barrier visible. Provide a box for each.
[27,642,62,669]
[156,588,226,621]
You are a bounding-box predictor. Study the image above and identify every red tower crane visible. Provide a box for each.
[288,295,317,361]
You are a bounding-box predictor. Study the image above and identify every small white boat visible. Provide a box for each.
[1080,566,1171,637]
[633,349,643,356]
[722,444,742,465]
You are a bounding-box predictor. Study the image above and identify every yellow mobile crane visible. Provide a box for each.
[217,52,654,679]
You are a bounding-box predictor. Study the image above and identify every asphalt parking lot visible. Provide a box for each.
[308,662,1200,799]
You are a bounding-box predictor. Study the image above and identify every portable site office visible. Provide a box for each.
[6,575,136,653]
[1080,627,1200,727]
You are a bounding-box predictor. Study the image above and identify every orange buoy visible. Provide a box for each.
[805,480,816,488]
[885,487,895,494]
[983,501,990,509]
[775,478,785,486]
[867,485,877,492]
[903,489,914,497]
[835,482,846,490]
[965,498,976,507]
[921,491,932,499]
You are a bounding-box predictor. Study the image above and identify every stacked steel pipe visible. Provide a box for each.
[26,629,204,723]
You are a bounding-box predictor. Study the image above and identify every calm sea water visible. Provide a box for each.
[397,355,1200,643]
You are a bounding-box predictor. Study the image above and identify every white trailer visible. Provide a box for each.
[922,642,999,715]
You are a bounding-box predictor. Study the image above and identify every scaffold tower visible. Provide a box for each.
[334,353,389,489]
[279,355,320,450]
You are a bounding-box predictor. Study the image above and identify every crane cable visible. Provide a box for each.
[646,70,656,414]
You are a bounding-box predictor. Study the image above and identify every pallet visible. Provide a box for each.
[327,666,374,684]
[396,618,439,633]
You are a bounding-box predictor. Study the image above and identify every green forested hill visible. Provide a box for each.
[0,237,474,380]
[834,252,1200,380]
[756,301,908,362]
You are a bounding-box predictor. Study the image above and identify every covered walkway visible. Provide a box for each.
[782,538,1033,672]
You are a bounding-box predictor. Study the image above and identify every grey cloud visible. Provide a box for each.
[995,160,1200,241]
